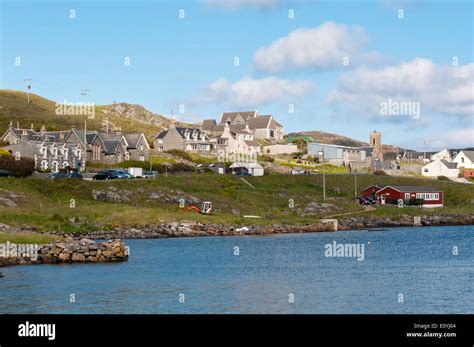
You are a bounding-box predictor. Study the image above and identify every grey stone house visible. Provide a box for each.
[3,141,83,173]
[155,124,213,153]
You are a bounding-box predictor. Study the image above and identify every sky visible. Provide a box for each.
[0,0,473,150]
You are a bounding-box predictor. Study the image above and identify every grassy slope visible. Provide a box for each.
[0,174,472,235]
[0,90,163,138]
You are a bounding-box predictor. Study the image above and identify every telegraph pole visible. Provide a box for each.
[318,149,326,200]
[354,168,357,197]
[24,79,32,104]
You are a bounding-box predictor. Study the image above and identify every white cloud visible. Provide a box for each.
[254,21,382,73]
[196,76,312,108]
[429,128,474,149]
[202,0,278,10]
[326,58,474,119]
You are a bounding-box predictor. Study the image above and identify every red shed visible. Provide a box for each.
[375,185,443,207]
[361,185,382,199]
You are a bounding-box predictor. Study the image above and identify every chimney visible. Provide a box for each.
[41,125,46,133]
[169,119,176,129]
[30,123,34,130]
[21,129,28,142]
[60,132,65,141]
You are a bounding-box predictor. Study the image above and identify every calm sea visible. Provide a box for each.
[1,225,473,313]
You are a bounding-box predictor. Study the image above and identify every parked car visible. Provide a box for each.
[142,171,157,179]
[51,171,83,179]
[0,169,13,177]
[93,171,119,180]
[353,197,371,205]
[113,170,133,179]
[364,197,376,204]
[291,167,306,175]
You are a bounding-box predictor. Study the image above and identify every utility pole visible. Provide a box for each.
[24,79,32,104]
[318,149,326,200]
[354,168,357,197]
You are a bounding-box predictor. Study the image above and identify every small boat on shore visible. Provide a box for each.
[0,272,5,278]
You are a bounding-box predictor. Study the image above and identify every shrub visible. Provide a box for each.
[0,148,12,156]
[292,152,304,159]
[258,154,275,163]
[0,156,35,177]
[171,163,194,172]
[437,175,449,181]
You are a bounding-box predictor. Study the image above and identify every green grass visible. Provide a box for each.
[0,90,163,138]
[0,174,472,236]
[0,231,58,244]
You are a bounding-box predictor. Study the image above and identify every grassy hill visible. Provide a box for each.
[0,174,472,235]
[289,130,403,152]
[0,90,189,140]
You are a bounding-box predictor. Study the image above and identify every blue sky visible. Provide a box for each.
[1,0,472,150]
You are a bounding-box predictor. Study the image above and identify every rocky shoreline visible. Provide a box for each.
[48,214,474,240]
[0,238,128,266]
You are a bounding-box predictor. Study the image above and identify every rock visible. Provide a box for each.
[87,256,98,262]
[71,253,86,262]
[58,253,71,262]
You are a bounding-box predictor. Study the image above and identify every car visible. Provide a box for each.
[364,197,376,204]
[291,167,306,175]
[111,170,133,179]
[353,197,371,205]
[142,171,157,179]
[93,171,119,180]
[0,169,13,177]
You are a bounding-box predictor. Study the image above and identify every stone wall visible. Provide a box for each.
[0,238,128,266]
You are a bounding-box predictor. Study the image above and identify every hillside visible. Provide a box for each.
[289,131,403,152]
[0,90,190,139]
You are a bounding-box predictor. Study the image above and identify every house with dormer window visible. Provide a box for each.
[154,123,213,153]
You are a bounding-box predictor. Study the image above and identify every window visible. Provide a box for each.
[269,130,275,138]
[424,168,428,172]
[461,157,465,163]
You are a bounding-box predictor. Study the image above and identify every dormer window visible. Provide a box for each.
[184,129,190,140]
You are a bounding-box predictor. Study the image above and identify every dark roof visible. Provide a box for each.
[220,111,256,124]
[103,140,121,154]
[175,127,207,139]
[123,133,142,148]
[156,130,168,139]
[201,119,217,131]
[459,150,474,162]
[248,115,272,130]
[361,185,381,191]
[441,160,458,169]
[382,185,441,192]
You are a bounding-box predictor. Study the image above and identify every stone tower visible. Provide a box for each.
[370,130,383,161]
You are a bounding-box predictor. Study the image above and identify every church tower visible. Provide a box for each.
[370,130,383,161]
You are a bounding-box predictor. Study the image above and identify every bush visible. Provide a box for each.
[437,175,449,181]
[258,154,275,163]
[373,170,388,176]
[0,148,12,156]
[292,152,304,159]
[0,156,35,177]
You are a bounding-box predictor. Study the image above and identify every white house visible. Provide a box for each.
[430,148,453,162]
[422,159,459,178]
[453,150,474,169]
[229,162,264,176]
